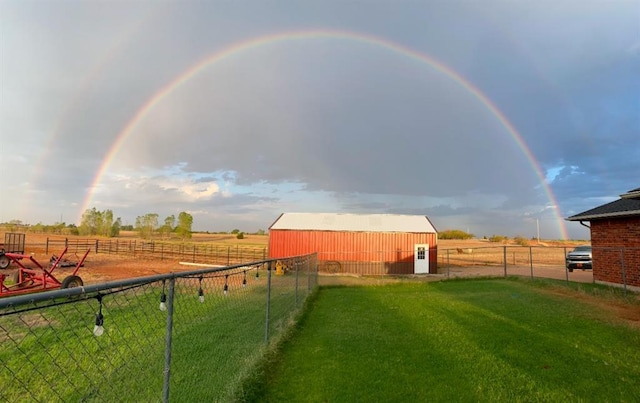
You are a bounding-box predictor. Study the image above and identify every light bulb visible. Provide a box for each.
[93,324,104,337]
[198,288,205,303]
[242,278,247,288]
[160,293,167,311]
[93,312,104,337]
[223,284,228,295]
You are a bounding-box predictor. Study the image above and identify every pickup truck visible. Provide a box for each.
[566,245,592,272]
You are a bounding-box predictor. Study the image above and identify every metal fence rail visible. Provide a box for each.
[0,254,317,402]
[22,237,269,266]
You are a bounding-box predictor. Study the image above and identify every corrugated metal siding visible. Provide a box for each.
[269,230,438,272]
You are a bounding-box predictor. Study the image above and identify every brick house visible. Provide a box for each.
[566,187,640,290]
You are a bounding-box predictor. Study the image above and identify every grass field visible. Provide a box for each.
[248,278,640,402]
[0,271,307,402]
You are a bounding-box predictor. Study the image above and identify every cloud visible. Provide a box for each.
[0,0,635,240]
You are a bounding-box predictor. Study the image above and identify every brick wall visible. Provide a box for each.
[591,217,640,288]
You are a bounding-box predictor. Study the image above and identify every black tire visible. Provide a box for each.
[61,275,83,289]
[0,254,10,270]
[324,261,342,274]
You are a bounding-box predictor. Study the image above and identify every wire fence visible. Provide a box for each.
[0,254,317,402]
[316,246,640,293]
[29,237,268,266]
[437,245,640,294]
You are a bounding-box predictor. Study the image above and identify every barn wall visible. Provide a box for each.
[268,230,437,274]
[591,217,640,288]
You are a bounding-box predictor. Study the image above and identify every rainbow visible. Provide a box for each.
[79,29,568,239]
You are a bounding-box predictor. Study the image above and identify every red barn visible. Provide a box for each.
[567,187,640,290]
[268,213,438,275]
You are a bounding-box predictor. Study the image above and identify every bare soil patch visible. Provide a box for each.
[538,285,640,329]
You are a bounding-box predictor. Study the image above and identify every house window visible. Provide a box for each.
[417,247,426,260]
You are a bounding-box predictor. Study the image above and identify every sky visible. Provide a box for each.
[0,0,638,240]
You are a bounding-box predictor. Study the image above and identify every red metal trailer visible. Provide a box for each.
[0,247,90,297]
[0,233,26,269]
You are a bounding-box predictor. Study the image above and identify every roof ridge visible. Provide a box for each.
[621,188,640,199]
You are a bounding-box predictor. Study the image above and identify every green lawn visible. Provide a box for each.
[250,278,640,402]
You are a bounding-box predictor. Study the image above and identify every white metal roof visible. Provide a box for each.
[269,213,437,233]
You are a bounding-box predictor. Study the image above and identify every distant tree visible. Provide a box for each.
[135,213,159,239]
[101,210,114,237]
[255,229,266,235]
[7,219,22,232]
[31,223,44,233]
[438,230,474,240]
[160,215,176,239]
[231,229,240,234]
[121,224,134,231]
[78,207,119,237]
[176,212,193,240]
[69,225,80,236]
[109,218,122,237]
[78,208,98,235]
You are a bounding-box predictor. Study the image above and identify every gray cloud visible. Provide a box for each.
[1,0,636,239]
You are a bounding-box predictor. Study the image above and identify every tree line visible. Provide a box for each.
[78,208,193,240]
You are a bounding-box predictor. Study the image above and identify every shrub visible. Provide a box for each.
[236,232,245,239]
[438,230,474,240]
[489,235,508,243]
[513,236,529,246]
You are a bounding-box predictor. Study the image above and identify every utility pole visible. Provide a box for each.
[536,218,540,242]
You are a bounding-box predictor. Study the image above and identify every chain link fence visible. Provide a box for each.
[0,254,317,402]
[315,246,639,293]
[438,246,640,294]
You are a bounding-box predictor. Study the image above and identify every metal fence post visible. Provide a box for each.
[295,260,299,307]
[529,246,533,279]
[308,258,313,292]
[163,278,176,403]
[503,246,507,277]
[264,261,272,344]
[446,249,450,279]
[620,248,627,297]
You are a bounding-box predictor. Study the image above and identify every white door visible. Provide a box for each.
[414,244,430,274]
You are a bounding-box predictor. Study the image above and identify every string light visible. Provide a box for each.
[198,276,205,303]
[160,280,167,311]
[223,274,229,295]
[93,294,104,337]
[255,266,260,280]
[242,271,247,288]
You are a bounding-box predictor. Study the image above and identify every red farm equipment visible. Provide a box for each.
[0,247,90,297]
[0,233,26,269]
